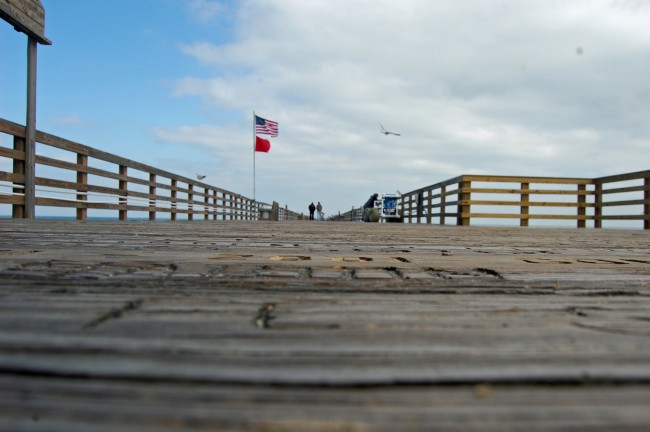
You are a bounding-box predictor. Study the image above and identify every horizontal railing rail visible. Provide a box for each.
[329,207,363,222]
[332,170,648,229]
[1,118,297,221]
[593,170,650,229]
[401,171,649,229]
[401,175,464,226]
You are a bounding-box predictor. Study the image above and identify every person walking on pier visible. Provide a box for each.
[316,202,323,221]
[308,202,316,220]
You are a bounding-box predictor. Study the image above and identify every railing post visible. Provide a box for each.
[440,185,446,225]
[426,189,432,224]
[241,196,245,220]
[76,154,88,221]
[212,190,217,220]
[457,179,471,226]
[204,188,209,220]
[594,183,602,229]
[118,165,127,221]
[221,191,226,220]
[577,184,586,228]
[12,136,26,218]
[643,176,650,230]
[148,173,156,221]
[520,182,529,227]
[171,179,177,222]
[188,184,194,221]
[416,192,424,223]
[407,194,413,223]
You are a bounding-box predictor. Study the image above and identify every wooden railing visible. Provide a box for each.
[333,170,649,229]
[401,171,649,229]
[593,171,650,229]
[0,118,296,221]
[329,207,363,222]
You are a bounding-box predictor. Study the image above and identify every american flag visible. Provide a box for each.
[255,115,279,137]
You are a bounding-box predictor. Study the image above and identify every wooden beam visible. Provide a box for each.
[0,0,51,44]
[24,37,37,219]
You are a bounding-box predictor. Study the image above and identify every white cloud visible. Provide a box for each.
[186,0,225,23]
[51,114,89,126]
[164,0,650,214]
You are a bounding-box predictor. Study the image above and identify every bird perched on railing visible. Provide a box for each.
[379,122,401,136]
[196,174,206,180]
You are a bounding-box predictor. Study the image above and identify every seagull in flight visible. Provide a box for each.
[379,122,401,136]
[196,174,206,180]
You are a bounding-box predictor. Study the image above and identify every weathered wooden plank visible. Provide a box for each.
[467,187,595,195]
[601,184,649,195]
[0,0,50,44]
[0,171,24,182]
[600,198,649,207]
[33,129,235,194]
[462,213,596,220]
[462,175,593,185]
[595,169,650,184]
[464,200,595,208]
[1,220,649,430]
[0,195,23,204]
[1,375,648,431]
[0,145,24,160]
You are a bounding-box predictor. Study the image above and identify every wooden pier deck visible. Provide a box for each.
[1,219,649,431]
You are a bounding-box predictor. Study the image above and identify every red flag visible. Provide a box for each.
[255,135,271,153]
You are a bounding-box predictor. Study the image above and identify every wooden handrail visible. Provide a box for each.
[334,171,649,229]
[0,117,300,221]
[3,117,646,227]
[400,171,649,229]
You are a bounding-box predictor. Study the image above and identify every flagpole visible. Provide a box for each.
[253,110,256,201]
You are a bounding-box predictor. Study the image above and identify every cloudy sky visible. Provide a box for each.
[1,0,649,217]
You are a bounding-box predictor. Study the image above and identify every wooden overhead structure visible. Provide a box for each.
[0,0,51,219]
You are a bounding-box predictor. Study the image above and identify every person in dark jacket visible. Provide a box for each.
[362,193,380,222]
[363,193,379,209]
[308,202,316,220]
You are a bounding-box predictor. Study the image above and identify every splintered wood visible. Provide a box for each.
[1,220,649,431]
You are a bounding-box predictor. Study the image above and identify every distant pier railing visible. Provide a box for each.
[0,118,298,221]
[334,171,649,229]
